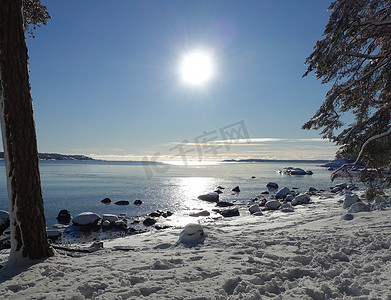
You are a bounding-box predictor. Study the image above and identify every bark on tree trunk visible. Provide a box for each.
[0,0,54,262]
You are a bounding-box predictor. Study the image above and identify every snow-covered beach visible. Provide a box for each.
[0,186,390,299]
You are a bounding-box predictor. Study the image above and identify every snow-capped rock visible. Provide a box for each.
[348,202,370,213]
[72,212,101,226]
[249,204,260,214]
[265,200,281,210]
[102,214,119,223]
[178,223,205,245]
[291,194,311,206]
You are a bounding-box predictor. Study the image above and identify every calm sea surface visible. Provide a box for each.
[0,160,341,228]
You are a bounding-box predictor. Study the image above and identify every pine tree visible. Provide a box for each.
[0,0,53,264]
[303,0,391,193]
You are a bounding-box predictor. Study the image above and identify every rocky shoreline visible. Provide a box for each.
[0,173,380,251]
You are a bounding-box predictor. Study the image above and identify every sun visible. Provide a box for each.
[179,50,215,86]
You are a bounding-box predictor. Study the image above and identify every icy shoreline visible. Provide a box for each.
[0,187,390,299]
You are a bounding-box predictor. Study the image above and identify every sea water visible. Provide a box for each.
[0,160,340,229]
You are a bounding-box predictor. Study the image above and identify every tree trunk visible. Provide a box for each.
[0,0,54,263]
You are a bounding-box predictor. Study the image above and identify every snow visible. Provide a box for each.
[0,190,390,299]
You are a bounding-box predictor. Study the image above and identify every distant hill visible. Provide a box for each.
[0,152,95,161]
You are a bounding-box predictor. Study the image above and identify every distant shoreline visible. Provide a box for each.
[222,158,329,164]
[0,152,331,163]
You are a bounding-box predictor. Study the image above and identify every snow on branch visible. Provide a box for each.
[331,128,391,181]
[346,52,388,60]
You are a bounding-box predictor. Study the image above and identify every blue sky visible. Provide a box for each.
[25,0,339,161]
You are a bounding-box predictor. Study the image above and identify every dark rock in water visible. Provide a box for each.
[198,193,219,202]
[214,189,223,194]
[216,201,234,207]
[131,219,140,224]
[217,186,225,190]
[143,218,157,226]
[101,197,111,205]
[149,211,161,218]
[162,211,173,218]
[114,220,128,229]
[305,170,313,175]
[155,225,170,230]
[267,182,278,190]
[260,191,269,195]
[232,186,240,193]
[309,187,317,192]
[250,197,258,202]
[259,199,267,206]
[134,199,143,206]
[115,200,130,206]
[251,176,256,179]
[190,210,210,217]
[335,183,348,190]
[56,209,71,224]
[220,208,240,217]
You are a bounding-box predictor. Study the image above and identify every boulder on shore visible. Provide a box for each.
[143,218,157,226]
[265,200,281,210]
[220,208,240,217]
[275,187,291,199]
[249,204,261,214]
[216,201,234,207]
